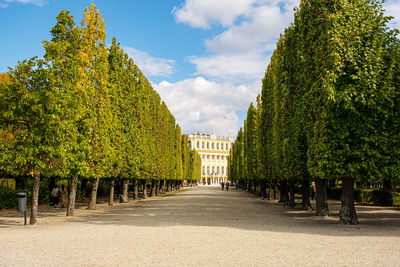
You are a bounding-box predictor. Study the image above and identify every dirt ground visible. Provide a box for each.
[1,186,400,266]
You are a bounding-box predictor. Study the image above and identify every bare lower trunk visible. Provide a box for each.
[120,179,128,203]
[142,180,147,199]
[155,180,160,196]
[67,174,78,216]
[279,180,288,203]
[133,179,139,200]
[339,177,358,224]
[289,181,295,207]
[301,178,312,210]
[160,180,164,194]
[382,178,393,206]
[273,182,277,200]
[150,179,156,197]
[166,180,170,192]
[81,178,88,198]
[315,178,329,216]
[88,178,100,210]
[30,175,40,225]
[109,177,115,207]
[268,182,272,200]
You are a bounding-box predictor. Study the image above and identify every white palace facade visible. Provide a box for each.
[186,132,233,185]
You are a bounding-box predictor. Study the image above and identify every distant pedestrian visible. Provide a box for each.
[51,186,60,207]
[310,182,316,200]
[59,185,68,208]
[221,182,225,191]
[226,181,230,191]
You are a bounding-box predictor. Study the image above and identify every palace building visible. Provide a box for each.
[186,132,233,185]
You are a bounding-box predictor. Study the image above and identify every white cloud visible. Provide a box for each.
[172,0,256,29]
[0,0,46,7]
[189,52,268,82]
[385,0,400,28]
[205,5,292,54]
[174,0,297,84]
[122,46,175,77]
[154,77,260,137]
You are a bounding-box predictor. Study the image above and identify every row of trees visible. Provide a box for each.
[229,0,400,224]
[0,4,201,224]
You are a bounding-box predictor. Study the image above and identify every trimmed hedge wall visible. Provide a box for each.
[327,187,400,206]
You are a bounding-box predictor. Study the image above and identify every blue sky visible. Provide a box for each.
[1,0,399,137]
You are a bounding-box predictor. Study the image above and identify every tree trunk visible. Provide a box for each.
[150,179,156,197]
[339,177,358,224]
[289,181,295,207]
[268,182,272,200]
[142,180,147,199]
[382,178,393,206]
[166,180,170,192]
[273,182,277,200]
[315,178,329,216]
[67,174,78,216]
[278,180,288,203]
[81,178,88,198]
[133,179,139,200]
[301,178,312,210]
[109,177,115,207]
[88,178,100,210]
[120,179,128,203]
[30,174,40,225]
[155,180,160,196]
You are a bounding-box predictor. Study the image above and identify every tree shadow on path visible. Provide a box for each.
[59,186,400,238]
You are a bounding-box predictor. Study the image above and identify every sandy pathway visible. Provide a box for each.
[1,186,400,266]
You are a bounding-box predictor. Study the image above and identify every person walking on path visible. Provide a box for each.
[221,182,225,191]
[59,185,68,208]
[310,182,316,200]
[226,181,230,191]
[51,186,60,207]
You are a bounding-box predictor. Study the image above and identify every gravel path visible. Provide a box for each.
[1,186,400,266]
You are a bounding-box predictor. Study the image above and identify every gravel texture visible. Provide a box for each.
[1,186,400,266]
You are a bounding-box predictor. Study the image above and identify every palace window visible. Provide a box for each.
[221,155,224,160]
[212,155,215,160]
[212,142,215,149]
[202,141,204,149]
[202,155,205,159]
[217,155,220,160]
[222,167,225,175]
[225,143,228,150]
[216,143,219,150]
[212,166,215,174]
[207,142,209,149]
[188,141,192,148]
[207,155,210,159]
[207,166,210,175]
[197,141,200,149]
[217,166,220,174]
[202,166,205,175]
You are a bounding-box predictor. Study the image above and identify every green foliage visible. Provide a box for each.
[230,0,400,196]
[0,4,198,211]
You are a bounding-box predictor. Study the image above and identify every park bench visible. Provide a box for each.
[283,196,303,208]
